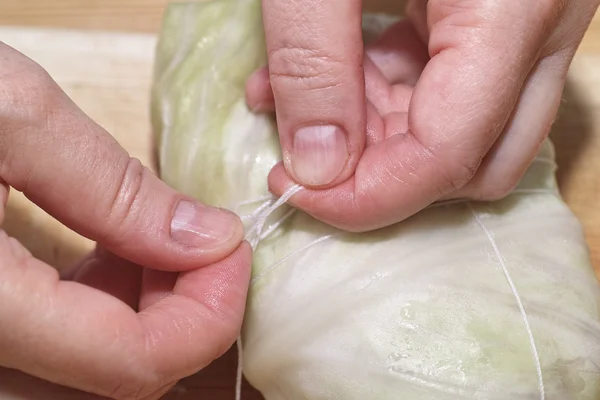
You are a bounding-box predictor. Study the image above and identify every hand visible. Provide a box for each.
[0,43,250,400]
[246,0,599,232]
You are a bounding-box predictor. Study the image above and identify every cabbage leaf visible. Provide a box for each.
[152,2,600,399]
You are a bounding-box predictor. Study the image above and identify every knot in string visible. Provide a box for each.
[238,184,304,250]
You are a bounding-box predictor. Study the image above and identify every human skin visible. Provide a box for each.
[0,42,251,400]
[0,1,599,399]
[247,0,600,232]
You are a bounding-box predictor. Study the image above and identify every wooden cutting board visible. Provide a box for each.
[0,3,599,400]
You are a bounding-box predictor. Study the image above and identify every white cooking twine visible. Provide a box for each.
[233,184,305,400]
[229,185,549,400]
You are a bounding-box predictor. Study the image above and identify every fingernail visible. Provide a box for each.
[171,201,240,247]
[290,125,348,186]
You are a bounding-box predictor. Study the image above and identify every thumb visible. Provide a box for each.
[0,43,244,271]
[258,0,366,188]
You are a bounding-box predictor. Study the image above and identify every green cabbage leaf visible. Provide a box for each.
[152,2,600,399]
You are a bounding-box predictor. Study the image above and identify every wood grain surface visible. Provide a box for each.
[0,0,403,33]
[0,1,599,400]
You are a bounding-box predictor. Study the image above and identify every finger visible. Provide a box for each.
[248,62,415,121]
[450,52,573,200]
[363,50,414,113]
[143,243,251,379]
[71,248,143,310]
[139,268,179,311]
[0,43,244,271]
[262,0,366,188]
[245,66,274,112]
[363,57,412,143]
[453,0,600,200]
[365,19,429,86]
[0,233,251,399]
[246,19,427,113]
[269,1,564,231]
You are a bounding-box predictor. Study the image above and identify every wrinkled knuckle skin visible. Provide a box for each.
[0,47,58,124]
[0,56,60,189]
[108,378,166,400]
[103,157,146,238]
[441,159,480,194]
[268,45,347,91]
[0,56,58,137]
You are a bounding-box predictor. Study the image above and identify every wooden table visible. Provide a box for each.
[0,1,598,399]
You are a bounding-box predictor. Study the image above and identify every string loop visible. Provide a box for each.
[234,184,305,400]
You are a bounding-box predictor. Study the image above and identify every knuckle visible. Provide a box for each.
[268,45,348,91]
[439,157,480,193]
[0,53,57,146]
[0,147,31,192]
[407,113,482,196]
[0,47,65,189]
[109,381,154,400]
[104,157,146,234]
[0,53,57,121]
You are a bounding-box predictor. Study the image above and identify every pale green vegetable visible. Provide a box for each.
[152,0,277,208]
[152,2,600,399]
